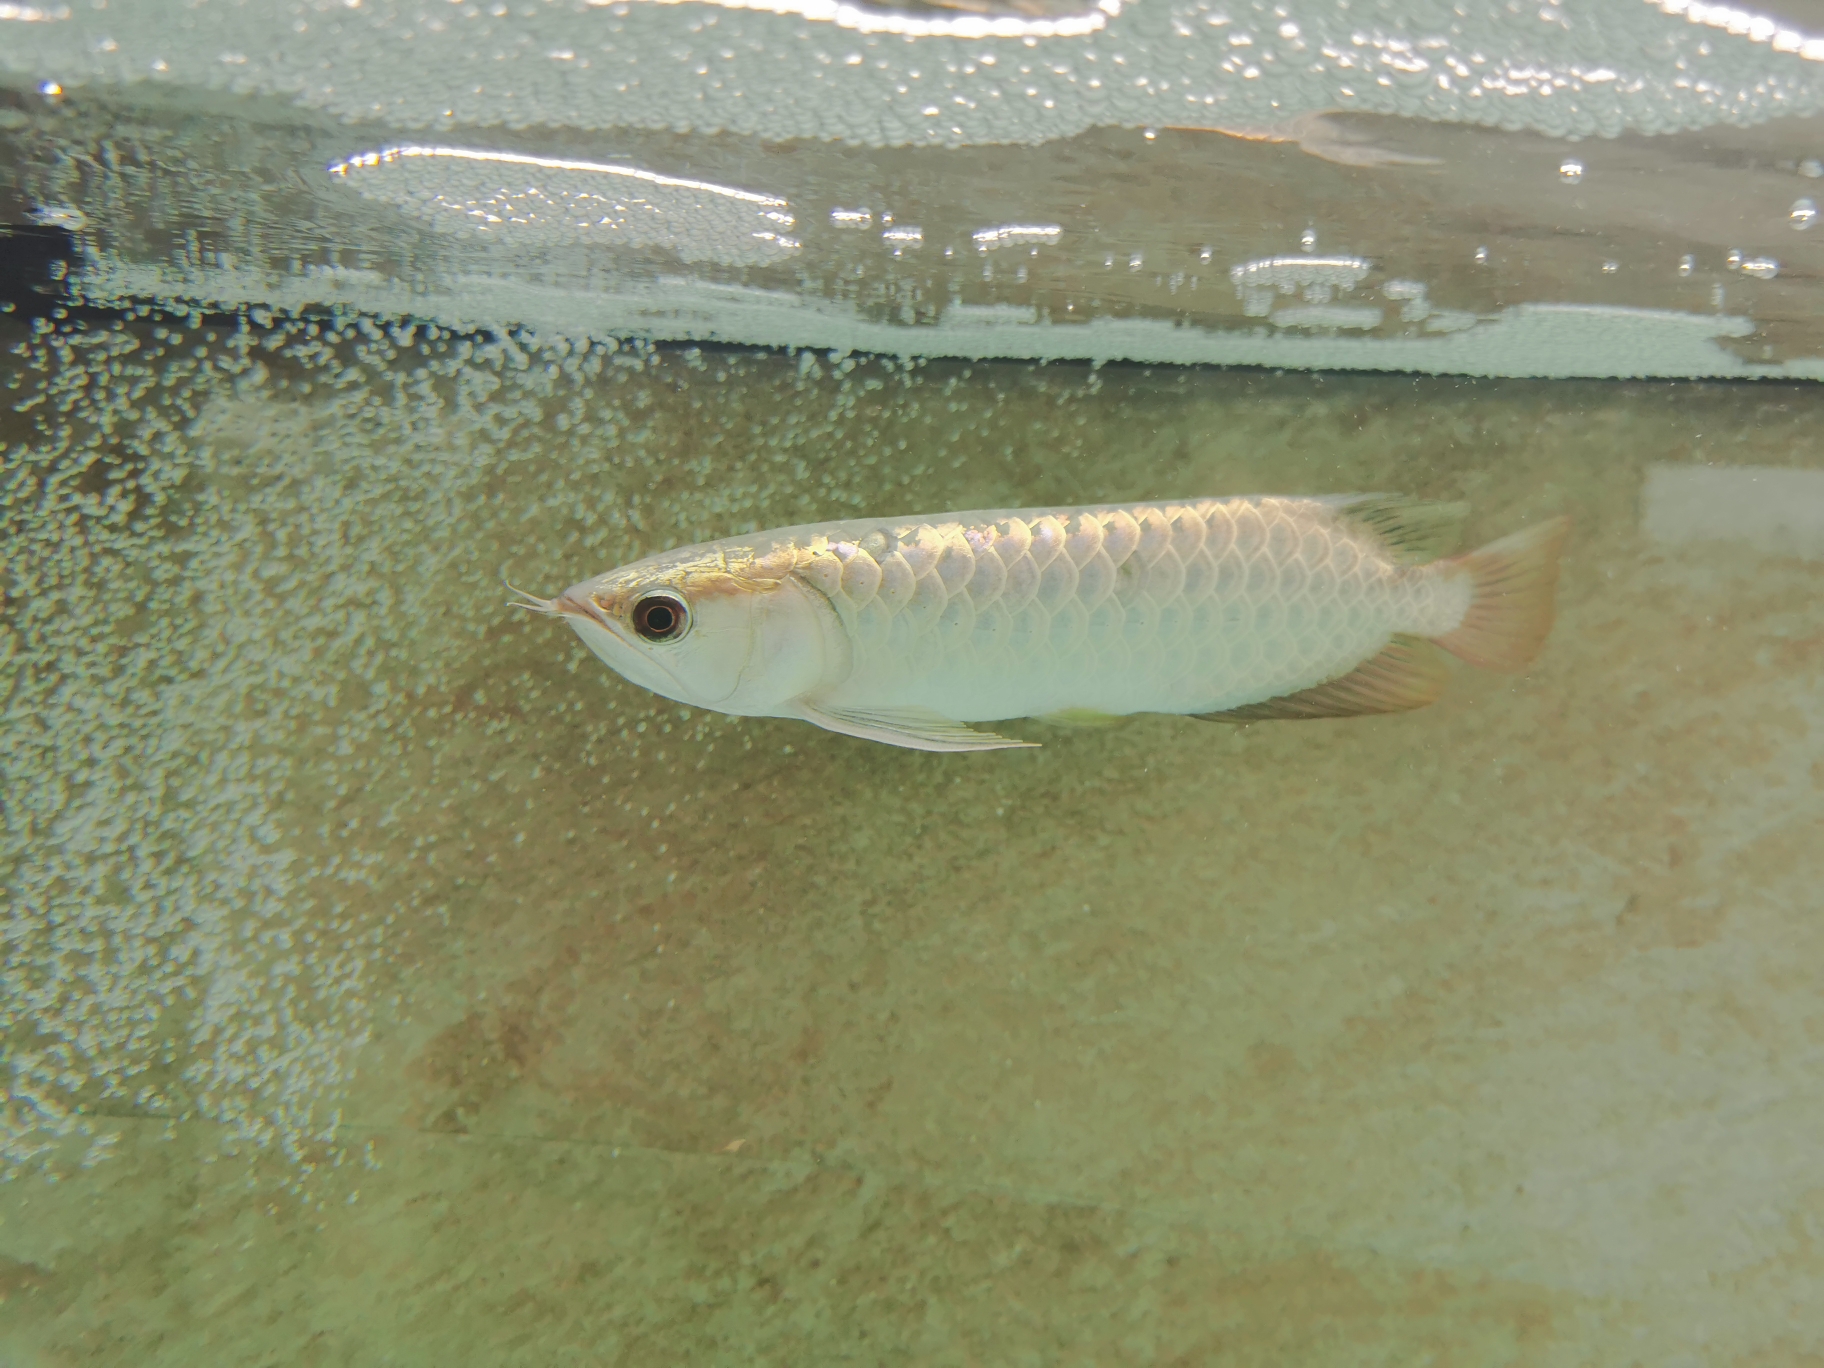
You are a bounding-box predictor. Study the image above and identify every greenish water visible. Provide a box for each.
[4,313,1824,1363]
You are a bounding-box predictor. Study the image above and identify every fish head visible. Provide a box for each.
[536,544,845,716]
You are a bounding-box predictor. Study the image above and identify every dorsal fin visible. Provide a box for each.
[1324,494,1469,565]
[1194,635,1449,722]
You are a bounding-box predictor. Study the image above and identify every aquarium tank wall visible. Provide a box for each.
[3,1,1824,1362]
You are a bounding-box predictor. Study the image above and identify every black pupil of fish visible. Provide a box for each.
[636,598,681,640]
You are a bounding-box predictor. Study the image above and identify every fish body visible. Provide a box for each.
[522,495,1568,751]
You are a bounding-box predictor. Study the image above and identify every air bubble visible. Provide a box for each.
[1299,228,1317,251]
[1791,198,1817,230]
[1801,158,1824,179]
[1601,261,1619,274]
[1558,159,1584,183]
[1677,254,1695,277]
[1474,246,1489,264]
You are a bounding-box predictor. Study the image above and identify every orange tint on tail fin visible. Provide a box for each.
[1435,516,1570,672]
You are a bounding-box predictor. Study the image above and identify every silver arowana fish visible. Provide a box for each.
[517,496,1569,752]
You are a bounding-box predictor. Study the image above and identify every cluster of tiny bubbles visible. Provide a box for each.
[2,303,1124,1185]
[0,304,414,1185]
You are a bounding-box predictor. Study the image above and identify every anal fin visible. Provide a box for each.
[1194,635,1449,723]
[796,701,1039,753]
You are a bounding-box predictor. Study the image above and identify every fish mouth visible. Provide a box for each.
[506,578,614,630]
[549,590,615,628]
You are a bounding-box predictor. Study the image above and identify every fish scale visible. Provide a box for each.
[787,498,1452,721]
[530,493,1569,751]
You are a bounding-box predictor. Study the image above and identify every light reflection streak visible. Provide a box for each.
[1229,254,1373,288]
[1652,0,1824,61]
[327,145,789,209]
[328,144,800,263]
[629,0,1120,40]
[972,223,1062,249]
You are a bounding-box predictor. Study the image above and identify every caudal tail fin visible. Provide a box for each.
[1434,516,1570,672]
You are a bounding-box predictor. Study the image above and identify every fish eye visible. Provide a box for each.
[630,593,689,643]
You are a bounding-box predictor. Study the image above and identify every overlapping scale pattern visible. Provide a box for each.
[776,497,1469,719]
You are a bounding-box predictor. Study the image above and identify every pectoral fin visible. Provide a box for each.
[795,701,1039,752]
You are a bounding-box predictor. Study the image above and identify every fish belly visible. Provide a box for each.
[779,496,1457,723]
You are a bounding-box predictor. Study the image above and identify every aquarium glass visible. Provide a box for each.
[4,2,1824,1361]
